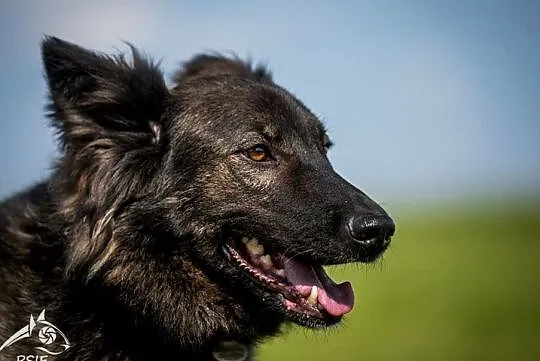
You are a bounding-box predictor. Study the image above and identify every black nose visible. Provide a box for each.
[347,214,395,248]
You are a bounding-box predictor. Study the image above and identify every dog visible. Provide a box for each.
[0,37,395,361]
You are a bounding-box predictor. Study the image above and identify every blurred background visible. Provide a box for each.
[0,1,538,360]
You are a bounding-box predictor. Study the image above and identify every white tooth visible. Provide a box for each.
[241,237,249,244]
[275,269,285,277]
[260,255,273,268]
[307,286,318,306]
[246,239,264,256]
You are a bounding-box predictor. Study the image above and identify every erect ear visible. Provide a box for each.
[42,36,169,150]
[173,53,272,86]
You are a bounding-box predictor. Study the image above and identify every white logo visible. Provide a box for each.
[0,309,71,356]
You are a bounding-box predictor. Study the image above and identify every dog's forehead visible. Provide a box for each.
[174,78,326,143]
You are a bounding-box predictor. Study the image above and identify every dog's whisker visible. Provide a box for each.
[284,248,314,260]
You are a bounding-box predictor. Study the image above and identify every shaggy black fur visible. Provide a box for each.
[0,37,395,361]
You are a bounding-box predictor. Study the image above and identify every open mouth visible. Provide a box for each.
[224,236,354,327]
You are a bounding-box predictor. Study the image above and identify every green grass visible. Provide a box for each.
[259,202,540,361]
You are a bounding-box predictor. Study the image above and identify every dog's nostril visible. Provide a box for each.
[347,214,395,247]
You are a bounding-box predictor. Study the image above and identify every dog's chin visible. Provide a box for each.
[223,235,365,329]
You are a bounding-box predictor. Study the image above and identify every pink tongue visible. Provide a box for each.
[283,258,354,317]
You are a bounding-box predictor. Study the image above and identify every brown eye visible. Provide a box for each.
[246,144,272,162]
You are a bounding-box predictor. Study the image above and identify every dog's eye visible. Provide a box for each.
[245,145,273,162]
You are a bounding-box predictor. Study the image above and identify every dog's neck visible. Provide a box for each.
[42,281,256,361]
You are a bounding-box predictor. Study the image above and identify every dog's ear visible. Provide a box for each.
[43,37,169,279]
[173,53,272,86]
[42,36,168,150]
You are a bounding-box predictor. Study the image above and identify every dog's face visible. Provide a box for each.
[168,76,395,328]
[43,37,394,341]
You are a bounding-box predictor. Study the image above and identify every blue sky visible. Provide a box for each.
[0,0,538,205]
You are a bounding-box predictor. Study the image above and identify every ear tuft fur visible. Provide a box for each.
[173,53,272,86]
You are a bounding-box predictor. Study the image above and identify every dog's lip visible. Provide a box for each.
[223,243,324,319]
[223,236,355,321]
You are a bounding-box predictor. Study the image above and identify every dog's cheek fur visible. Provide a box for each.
[80,202,284,351]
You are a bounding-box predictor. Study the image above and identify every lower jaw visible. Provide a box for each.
[279,299,342,328]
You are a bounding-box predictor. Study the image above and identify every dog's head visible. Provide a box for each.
[43,37,394,344]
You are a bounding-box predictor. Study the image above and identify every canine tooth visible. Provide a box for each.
[260,255,273,268]
[275,269,285,277]
[246,239,264,256]
[241,237,249,244]
[307,286,318,306]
